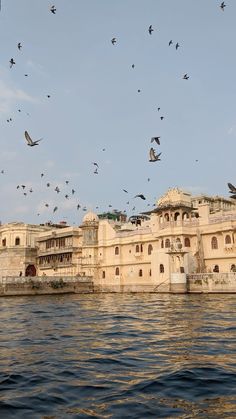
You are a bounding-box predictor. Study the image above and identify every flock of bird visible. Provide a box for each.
[0,2,234,223]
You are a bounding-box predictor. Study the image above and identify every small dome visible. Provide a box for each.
[82,211,99,223]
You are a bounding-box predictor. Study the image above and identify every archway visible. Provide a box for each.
[25,264,36,277]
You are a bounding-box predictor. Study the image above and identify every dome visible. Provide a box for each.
[82,211,99,223]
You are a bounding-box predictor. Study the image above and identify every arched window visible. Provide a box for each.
[148,244,153,255]
[135,244,140,253]
[15,237,20,246]
[140,244,143,253]
[2,238,6,246]
[225,235,231,244]
[184,237,190,247]
[160,264,164,273]
[213,265,219,273]
[165,238,170,248]
[164,213,169,222]
[182,212,189,220]
[174,212,180,221]
[230,264,236,272]
[211,236,218,249]
[115,267,119,276]
[161,240,164,249]
[115,246,119,255]
[102,271,106,278]
[139,269,143,277]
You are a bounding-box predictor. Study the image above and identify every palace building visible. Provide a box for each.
[0,188,236,291]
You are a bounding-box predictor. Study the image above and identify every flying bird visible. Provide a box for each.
[183,73,189,80]
[53,206,58,213]
[220,2,226,10]
[148,25,154,35]
[9,58,15,68]
[77,204,81,210]
[123,189,128,193]
[24,131,43,147]
[160,116,164,120]
[228,183,236,193]
[50,5,56,14]
[131,64,135,68]
[134,194,146,200]
[17,42,22,50]
[149,147,161,162]
[111,38,117,45]
[65,180,69,185]
[93,162,99,168]
[169,40,173,46]
[151,136,161,145]
[175,43,180,50]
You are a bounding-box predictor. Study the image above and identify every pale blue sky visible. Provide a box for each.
[0,0,235,225]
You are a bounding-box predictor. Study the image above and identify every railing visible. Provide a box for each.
[209,214,236,224]
[159,219,199,229]
[0,276,93,285]
[116,228,151,237]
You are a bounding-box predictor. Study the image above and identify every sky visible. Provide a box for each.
[0,0,235,226]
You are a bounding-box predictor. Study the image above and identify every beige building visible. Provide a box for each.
[1,189,236,292]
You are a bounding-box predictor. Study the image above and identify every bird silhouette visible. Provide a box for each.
[53,206,58,213]
[131,64,135,68]
[24,131,43,147]
[148,25,154,35]
[134,194,146,200]
[169,40,173,46]
[9,58,15,68]
[220,2,226,10]
[151,136,161,145]
[111,38,117,45]
[50,5,56,14]
[183,73,189,80]
[228,183,236,193]
[17,42,22,50]
[123,189,128,193]
[175,42,180,50]
[149,148,161,162]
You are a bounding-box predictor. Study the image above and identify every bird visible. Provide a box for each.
[46,183,50,187]
[183,73,189,80]
[138,89,141,93]
[228,183,236,193]
[17,42,22,50]
[29,188,33,193]
[151,136,161,145]
[134,194,146,200]
[169,40,173,46]
[148,25,154,35]
[72,189,75,195]
[111,38,117,45]
[77,204,81,210]
[220,2,226,11]
[55,186,60,193]
[9,58,15,68]
[65,180,69,185]
[131,64,135,68]
[53,206,58,213]
[149,147,161,162]
[41,173,44,177]
[230,195,236,200]
[1,170,4,174]
[157,107,160,111]
[65,195,69,199]
[45,203,49,208]
[175,42,180,50]
[24,131,43,147]
[94,168,98,175]
[123,189,128,193]
[47,95,51,98]
[50,5,56,14]
[21,185,25,189]
[93,162,99,168]
[147,178,150,182]
[160,116,164,120]
[24,74,28,77]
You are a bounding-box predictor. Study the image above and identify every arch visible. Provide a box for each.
[182,212,189,220]
[148,244,153,255]
[25,264,36,277]
[211,236,218,249]
[159,214,163,224]
[115,267,119,276]
[139,269,143,277]
[213,265,219,273]
[135,244,140,253]
[164,213,169,222]
[165,238,170,248]
[160,264,164,273]
[15,237,20,246]
[115,246,119,255]
[184,237,190,247]
[225,235,231,245]
[174,212,180,221]
[230,264,236,272]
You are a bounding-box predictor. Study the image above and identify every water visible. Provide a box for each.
[1,294,236,418]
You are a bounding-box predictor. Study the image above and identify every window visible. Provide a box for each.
[2,238,6,246]
[148,244,153,255]
[149,269,152,276]
[225,235,231,244]
[160,264,164,273]
[211,236,218,249]
[174,212,180,221]
[165,238,170,248]
[184,237,190,247]
[115,267,119,276]
[140,244,143,253]
[102,271,106,278]
[15,237,20,246]
[180,266,185,273]
[135,244,140,253]
[164,213,169,222]
[115,246,119,255]
[213,265,219,273]
[231,264,236,272]
[139,269,143,277]
[161,240,164,249]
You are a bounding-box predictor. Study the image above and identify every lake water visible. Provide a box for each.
[0,293,236,418]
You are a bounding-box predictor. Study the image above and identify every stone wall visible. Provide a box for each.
[0,276,94,296]
[187,273,236,293]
